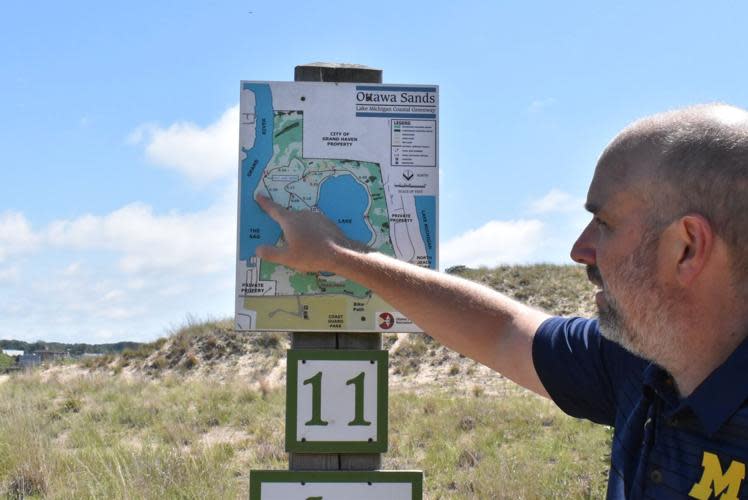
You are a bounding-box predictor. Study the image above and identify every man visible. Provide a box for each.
[256,104,748,499]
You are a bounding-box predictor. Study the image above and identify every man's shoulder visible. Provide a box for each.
[532,316,649,426]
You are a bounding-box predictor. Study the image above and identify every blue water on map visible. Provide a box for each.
[415,195,437,269]
[317,174,373,244]
[239,83,277,262]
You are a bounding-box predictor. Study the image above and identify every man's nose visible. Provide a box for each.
[571,221,596,266]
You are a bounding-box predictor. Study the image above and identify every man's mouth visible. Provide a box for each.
[586,266,607,307]
[586,266,604,289]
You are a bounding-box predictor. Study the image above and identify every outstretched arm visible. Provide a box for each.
[256,196,551,397]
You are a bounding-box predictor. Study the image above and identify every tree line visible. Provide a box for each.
[0,339,142,356]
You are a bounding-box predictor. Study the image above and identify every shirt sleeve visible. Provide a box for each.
[532,316,620,426]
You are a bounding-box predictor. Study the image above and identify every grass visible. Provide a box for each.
[0,372,286,498]
[0,264,610,498]
[388,389,610,498]
[391,333,432,376]
[0,371,609,499]
[451,264,597,318]
[79,318,288,375]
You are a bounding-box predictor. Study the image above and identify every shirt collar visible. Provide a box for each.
[644,335,748,435]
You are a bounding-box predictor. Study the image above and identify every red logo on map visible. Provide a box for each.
[379,312,395,330]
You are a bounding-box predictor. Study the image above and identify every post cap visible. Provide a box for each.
[294,62,382,83]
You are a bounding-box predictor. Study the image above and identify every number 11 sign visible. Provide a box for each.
[286,350,388,453]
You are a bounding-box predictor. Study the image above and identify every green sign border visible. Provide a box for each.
[249,470,422,499]
[286,349,388,453]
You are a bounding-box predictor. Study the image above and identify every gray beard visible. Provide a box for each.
[597,292,647,359]
[595,270,684,368]
[590,226,666,363]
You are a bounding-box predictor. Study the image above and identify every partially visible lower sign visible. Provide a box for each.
[249,470,423,500]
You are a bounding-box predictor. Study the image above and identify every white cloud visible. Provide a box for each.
[440,219,544,269]
[130,105,239,184]
[0,211,39,262]
[2,104,245,343]
[0,182,238,342]
[528,97,556,114]
[102,289,124,302]
[45,198,235,274]
[61,261,82,276]
[528,188,585,214]
[0,265,20,283]
[92,328,115,340]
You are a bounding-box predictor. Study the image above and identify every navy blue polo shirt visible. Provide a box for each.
[533,316,748,499]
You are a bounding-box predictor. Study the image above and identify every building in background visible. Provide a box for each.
[19,350,69,369]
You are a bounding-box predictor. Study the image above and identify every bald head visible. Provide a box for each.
[599,103,748,293]
[604,104,748,164]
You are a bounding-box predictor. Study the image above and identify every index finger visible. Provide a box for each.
[256,195,286,221]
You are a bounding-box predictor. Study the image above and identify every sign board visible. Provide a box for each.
[249,470,423,500]
[235,81,439,332]
[286,350,387,453]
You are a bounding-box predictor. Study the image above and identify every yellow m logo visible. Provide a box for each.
[689,451,745,500]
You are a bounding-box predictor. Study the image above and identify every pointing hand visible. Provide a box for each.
[254,195,366,273]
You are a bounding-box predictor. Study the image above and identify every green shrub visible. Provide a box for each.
[0,353,15,371]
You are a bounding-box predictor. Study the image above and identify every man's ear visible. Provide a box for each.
[671,214,714,287]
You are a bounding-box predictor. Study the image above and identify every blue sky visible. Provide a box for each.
[2,1,747,343]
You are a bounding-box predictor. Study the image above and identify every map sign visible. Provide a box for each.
[235,81,438,332]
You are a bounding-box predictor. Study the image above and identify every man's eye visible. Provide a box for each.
[594,217,607,228]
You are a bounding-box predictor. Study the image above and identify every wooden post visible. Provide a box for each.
[290,62,383,472]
